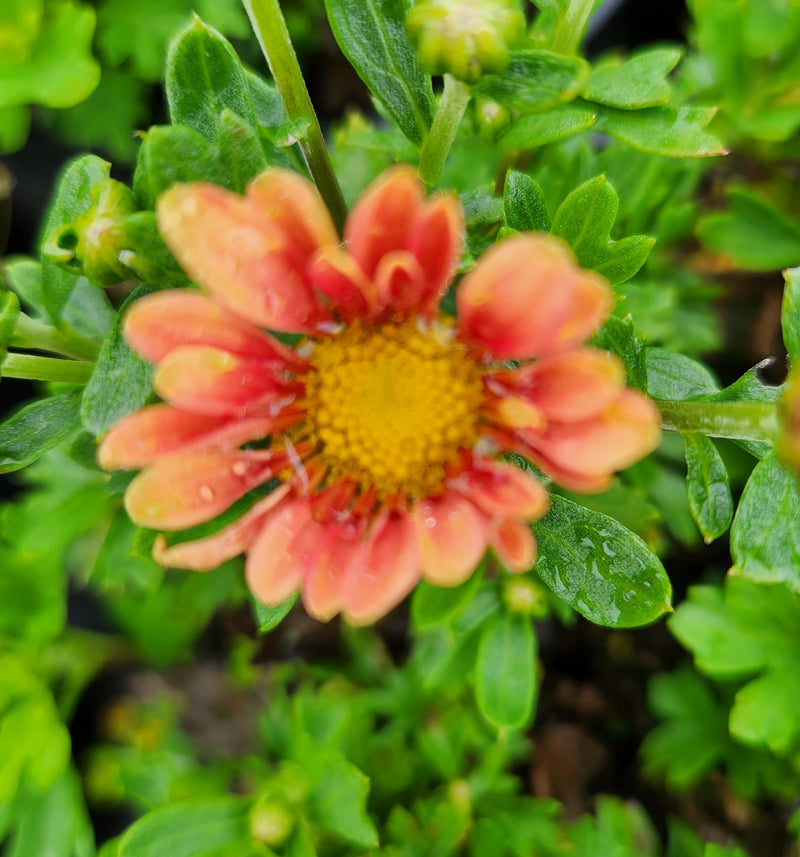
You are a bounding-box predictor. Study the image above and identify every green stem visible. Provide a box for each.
[2,353,94,383]
[551,0,595,54]
[418,75,472,187]
[243,0,347,233]
[658,400,779,443]
[12,313,100,361]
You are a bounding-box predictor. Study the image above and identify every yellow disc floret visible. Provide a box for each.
[305,320,484,498]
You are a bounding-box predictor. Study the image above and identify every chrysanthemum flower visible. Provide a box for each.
[98,166,660,624]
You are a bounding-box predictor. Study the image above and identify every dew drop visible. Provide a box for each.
[199,485,215,502]
[425,516,436,528]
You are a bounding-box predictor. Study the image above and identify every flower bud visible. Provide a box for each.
[473,96,510,140]
[406,0,526,83]
[249,796,295,846]
[502,576,549,618]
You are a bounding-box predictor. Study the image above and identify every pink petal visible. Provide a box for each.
[456,235,612,360]
[245,168,339,263]
[156,183,331,333]
[153,345,296,415]
[344,166,422,280]
[309,246,377,320]
[489,348,626,422]
[412,491,488,586]
[151,485,291,570]
[124,451,276,530]
[447,457,550,519]
[342,512,420,625]
[373,250,426,317]
[122,291,301,365]
[302,522,368,622]
[245,497,314,606]
[489,517,537,572]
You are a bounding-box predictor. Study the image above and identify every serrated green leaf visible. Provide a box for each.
[644,348,720,400]
[118,797,250,857]
[583,47,682,109]
[503,170,550,232]
[476,50,589,112]
[165,16,256,142]
[682,433,732,543]
[475,610,536,729]
[531,495,672,628]
[323,0,435,147]
[309,756,379,849]
[411,571,484,631]
[592,235,654,285]
[697,186,800,272]
[730,669,800,754]
[498,104,596,151]
[593,315,648,391]
[252,593,298,633]
[0,389,82,472]
[594,106,727,158]
[81,284,156,437]
[215,108,268,192]
[550,175,617,266]
[730,452,800,590]
[783,267,800,363]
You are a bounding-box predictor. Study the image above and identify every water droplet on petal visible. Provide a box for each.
[199,485,215,502]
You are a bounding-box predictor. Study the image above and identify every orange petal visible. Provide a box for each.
[491,348,626,422]
[373,250,426,317]
[407,193,464,315]
[246,168,338,263]
[156,183,331,333]
[245,497,314,606]
[344,166,423,279]
[153,346,296,415]
[523,389,662,484]
[456,235,612,360]
[413,492,488,586]
[123,291,301,366]
[489,517,537,572]
[151,485,291,570]
[302,522,368,622]
[124,450,275,529]
[447,457,550,519]
[342,512,420,625]
[310,246,377,320]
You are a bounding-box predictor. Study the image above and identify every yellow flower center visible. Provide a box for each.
[304,320,484,498]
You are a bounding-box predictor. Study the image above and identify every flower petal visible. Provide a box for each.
[342,512,420,625]
[413,491,488,586]
[488,517,537,572]
[344,166,422,280]
[245,497,314,606]
[156,182,331,333]
[447,457,550,519]
[122,291,301,365]
[125,450,275,530]
[302,522,368,622]
[151,485,291,570]
[456,235,612,360]
[153,345,297,415]
[310,246,377,320]
[489,348,626,422]
[373,250,426,317]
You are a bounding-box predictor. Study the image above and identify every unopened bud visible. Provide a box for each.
[503,576,549,617]
[249,797,295,846]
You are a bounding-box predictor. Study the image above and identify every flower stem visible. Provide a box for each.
[418,75,472,187]
[2,354,94,383]
[551,0,595,54]
[658,400,780,443]
[243,0,347,233]
[12,313,100,361]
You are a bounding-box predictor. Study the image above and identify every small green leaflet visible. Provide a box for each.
[682,432,733,543]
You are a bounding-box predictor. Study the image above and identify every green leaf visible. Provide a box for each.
[593,315,648,391]
[309,756,379,849]
[697,186,800,272]
[503,170,550,232]
[81,284,156,437]
[0,291,20,356]
[550,175,618,266]
[594,106,727,158]
[498,104,596,151]
[411,571,484,631]
[730,453,800,591]
[215,109,269,192]
[591,235,655,285]
[682,433,733,543]
[583,47,682,109]
[92,510,164,594]
[0,389,82,473]
[165,16,256,142]
[783,267,800,363]
[531,495,672,628]
[729,669,800,754]
[118,797,250,857]
[475,50,589,112]
[252,593,298,633]
[645,349,720,400]
[323,0,435,147]
[475,610,537,729]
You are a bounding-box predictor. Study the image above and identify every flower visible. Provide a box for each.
[98,166,661,625]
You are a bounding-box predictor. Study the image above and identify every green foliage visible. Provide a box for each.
[681,432,733,543]
[582,47,683,110]
[783,267,800,363]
